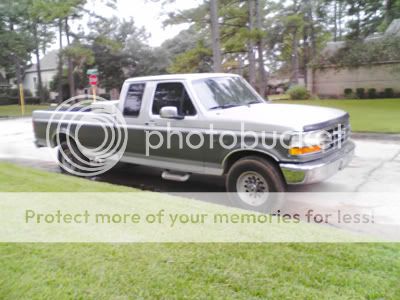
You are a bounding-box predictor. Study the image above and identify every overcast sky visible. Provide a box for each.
[45,0,202,61]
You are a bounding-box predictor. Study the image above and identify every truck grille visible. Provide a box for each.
[322,121,351,152]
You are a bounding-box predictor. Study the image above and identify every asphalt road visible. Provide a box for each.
[1,117,399,193]
[1,117,400,240]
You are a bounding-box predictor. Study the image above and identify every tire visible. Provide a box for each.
[226,156,286,211]
[57,140,90,176]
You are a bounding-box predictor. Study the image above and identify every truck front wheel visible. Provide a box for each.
[226,156,286,211]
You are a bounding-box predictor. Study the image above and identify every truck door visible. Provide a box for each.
[145,81,204,171]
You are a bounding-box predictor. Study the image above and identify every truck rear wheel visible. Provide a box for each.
[57,140,90,176]
[226,156,286,211]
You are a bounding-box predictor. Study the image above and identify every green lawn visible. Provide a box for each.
[0,104,50,117]
[275,99,400,133]
[0,162,399,299]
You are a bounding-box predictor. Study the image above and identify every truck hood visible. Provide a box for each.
[208,103,349,132]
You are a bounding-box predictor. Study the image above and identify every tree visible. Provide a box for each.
[28,0,56,101]
[255,0,267,97]
[247,0,257,87]
[210,0,222,72]
[0,0,35,103]
[168,40,213,73]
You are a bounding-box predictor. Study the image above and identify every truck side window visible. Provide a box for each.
[152,82,196,116]
[124,83,145,117]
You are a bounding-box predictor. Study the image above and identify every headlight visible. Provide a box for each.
[289,131,329,156]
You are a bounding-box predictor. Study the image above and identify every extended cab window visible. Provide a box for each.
[124,83,145,117]
[152,82,196,116]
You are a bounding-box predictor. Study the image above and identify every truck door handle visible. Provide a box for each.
[145,121,156,126]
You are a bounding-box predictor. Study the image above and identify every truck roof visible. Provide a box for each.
[125,73,239,83]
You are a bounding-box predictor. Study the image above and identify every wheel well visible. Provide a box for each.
[52,133,73,147]
[223,150,279,175]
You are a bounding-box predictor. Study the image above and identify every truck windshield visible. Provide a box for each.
[192,77,263,110]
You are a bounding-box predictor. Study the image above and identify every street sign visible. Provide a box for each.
[89,74,98,86]
[86,69,98,75]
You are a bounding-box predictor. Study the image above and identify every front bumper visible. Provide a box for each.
[280,140,355,185]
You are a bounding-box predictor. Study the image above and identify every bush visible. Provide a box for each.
[287,85,310,100]
[344,88,353,96]
[367,88,377,99]
[343,88,355,99]
[99,93,111,100]
[356,88,365,99]
[0,97,19,105]
[0,96,40,105]
[7,88,32,98]
[384,88,394,98]
[25,97,41,105]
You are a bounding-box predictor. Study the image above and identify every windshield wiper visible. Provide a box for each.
[246,100,262,105]
[209,104,241,110]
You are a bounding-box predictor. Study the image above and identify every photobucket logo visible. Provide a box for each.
[145,122,347,156]
[45,95,128,177]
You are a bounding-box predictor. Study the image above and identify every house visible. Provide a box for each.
[0,68,10,92]
[23,50,59,99]
[307,19,400,97]
[24,51,107,101]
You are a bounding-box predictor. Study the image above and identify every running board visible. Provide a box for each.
[162,171,190,182]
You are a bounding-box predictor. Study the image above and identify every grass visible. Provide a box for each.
[274,99,400,133]
[0,104,50,117]
[0,162,399,299]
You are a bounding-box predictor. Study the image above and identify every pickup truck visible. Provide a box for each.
[33,73,355,209]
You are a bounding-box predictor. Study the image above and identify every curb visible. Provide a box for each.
[0,116,32,120]
[351,132,400,142]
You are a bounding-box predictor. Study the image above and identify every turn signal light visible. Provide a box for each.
[289,145,322,156]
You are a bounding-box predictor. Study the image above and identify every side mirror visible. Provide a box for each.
[160,106,184,120]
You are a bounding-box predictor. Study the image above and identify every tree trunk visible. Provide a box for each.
[33,23,44,102]
[309,3,317,94]
[385,0,393,25]
[303,26,309,87]
[210,0,222,72]
[9,22,23,105]
[65,17,75,97]
[338,0,343,39]
[333,0,338,41]
[255,0,267,97]
[14,56,23,105]
[57,19,63,103]
[248,0,256,88]
[290,28,299,85]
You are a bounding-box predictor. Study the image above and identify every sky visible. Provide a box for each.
[111,0,202,47]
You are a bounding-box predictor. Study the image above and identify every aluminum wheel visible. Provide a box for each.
[236,171,270,207]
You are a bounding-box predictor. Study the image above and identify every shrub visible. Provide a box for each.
[287,85,310,100]
[356,88,365,99]
[343,88,355,99]
[7,88,32,98]
[0,97,19,105]
[99,93,111,100]
[25,97,41,105]
[344,88,353,96]
[367,88,377,99]
[384,88,394,98]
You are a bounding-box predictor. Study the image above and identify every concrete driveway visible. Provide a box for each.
[1,117,399,193]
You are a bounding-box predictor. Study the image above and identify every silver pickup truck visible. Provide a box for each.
[33,73,355,208]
